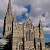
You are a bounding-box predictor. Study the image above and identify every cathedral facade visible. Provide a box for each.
[3,0,45,50]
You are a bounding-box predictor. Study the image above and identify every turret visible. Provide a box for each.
[38,20,45,50]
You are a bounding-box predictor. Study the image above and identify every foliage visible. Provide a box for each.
[45,42,50,47]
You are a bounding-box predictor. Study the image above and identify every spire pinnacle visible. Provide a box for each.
[7,0,12,15]
[38,20,43,29]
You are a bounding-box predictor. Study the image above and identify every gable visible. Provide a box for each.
[24,18,32,25]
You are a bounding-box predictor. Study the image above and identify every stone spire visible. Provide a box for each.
[7,0,12,15]
[39,20,42,29]
[38,20,45,50]
[3,0,12,37]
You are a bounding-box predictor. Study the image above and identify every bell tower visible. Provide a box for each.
[3,0,13,37]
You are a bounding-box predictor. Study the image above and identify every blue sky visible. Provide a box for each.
[44,34,50,42]
[44,31,50,43]
[0,0,50,43]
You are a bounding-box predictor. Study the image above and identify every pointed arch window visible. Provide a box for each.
[19,43,23,50]
[26,30,33,41]
[8,26,11,31]
[26,32,29,41]
[8,27,9,31]
[10,27,11,31]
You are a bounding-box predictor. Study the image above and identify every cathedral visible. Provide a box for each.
[3,0,45,50]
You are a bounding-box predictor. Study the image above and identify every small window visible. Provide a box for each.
[10,27,11,31]
[8,27,11,31]
[8,27,9,31]
[19,44,23,50]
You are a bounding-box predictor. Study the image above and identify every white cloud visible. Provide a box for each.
[29,15,48,26]
[0,39,7,42]
[29,15,50,32]
[43,27,50,32]
[0,39,8,45]
[0,0,50,34]
[0,0,28,18]
[0,0,8,19]
[35,7,41,12]
[0,19,4,27]
[12,5,28,16]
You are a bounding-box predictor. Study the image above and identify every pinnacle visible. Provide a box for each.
[7,0,12,15]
